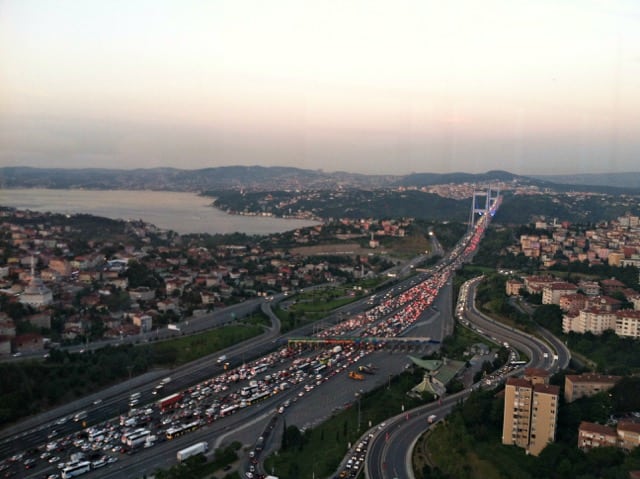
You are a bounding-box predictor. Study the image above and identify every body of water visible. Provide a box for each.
[0,189,319,235]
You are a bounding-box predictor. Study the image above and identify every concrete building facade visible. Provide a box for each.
[565,373,621,403]
[502,377,560,456]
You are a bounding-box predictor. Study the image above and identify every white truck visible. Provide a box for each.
[177,441,209,462]
[427,414,437,424]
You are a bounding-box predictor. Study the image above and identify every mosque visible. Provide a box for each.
[19,257,53,308]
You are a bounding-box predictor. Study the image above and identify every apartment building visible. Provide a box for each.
[616,310,640,339]
[505,279,524,296]
[618,422,640,450]
[559,293,587,314]
[563,309,640,339]
[523,276,557,295]
[578,421,640,451]
[578,421,618,450]
[502,377,560,456]
[542,282,578,305]
[523,367,550,385]
[564,373,621,403]
[563,308,616,335]
[578,280,601,296]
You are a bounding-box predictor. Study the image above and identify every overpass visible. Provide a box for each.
[287,336,441,348]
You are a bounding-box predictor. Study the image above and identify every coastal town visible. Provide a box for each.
[0,207,417,357]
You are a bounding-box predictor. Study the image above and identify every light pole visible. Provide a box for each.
[355,392,361,432]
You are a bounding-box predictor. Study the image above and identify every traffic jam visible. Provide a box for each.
[1,218,489,479]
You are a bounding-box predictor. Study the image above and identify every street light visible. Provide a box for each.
[355,392,361,432]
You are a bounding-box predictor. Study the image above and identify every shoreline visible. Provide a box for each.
[0,189,321,236]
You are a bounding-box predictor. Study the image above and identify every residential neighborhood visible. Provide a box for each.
[0,207,421,357]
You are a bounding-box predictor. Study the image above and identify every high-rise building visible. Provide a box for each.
[502,377,560,456]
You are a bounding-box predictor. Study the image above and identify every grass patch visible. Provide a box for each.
[419,391,534,479]
[151,322,265,366]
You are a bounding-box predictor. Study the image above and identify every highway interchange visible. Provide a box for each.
[362,277,571,479]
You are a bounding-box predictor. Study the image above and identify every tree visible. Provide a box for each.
[282,425,303,451]
[532,304,563,335]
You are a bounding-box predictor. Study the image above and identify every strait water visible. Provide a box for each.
[0,189,319,235]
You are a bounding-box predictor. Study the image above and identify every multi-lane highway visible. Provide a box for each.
[364,275,571,479]
[0,263,455,479]
[0,221,488,479]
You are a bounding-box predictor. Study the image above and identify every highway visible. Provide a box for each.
[0,264,454,479]
[0,226,474,478]
[364,275,571,479]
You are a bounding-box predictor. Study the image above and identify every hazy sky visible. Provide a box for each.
[2,0,639,175]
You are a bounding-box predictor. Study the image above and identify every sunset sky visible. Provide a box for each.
[1,0,639,175]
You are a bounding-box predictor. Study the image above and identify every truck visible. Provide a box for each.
[427,414,437,424]
[158,392,183,411]
[168,324,180,332]
[176,441,209,463]
[332,345,343,354]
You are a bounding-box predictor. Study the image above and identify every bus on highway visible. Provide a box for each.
[61,460,91,478]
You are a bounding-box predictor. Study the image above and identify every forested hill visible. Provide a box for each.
[2,166,626,193]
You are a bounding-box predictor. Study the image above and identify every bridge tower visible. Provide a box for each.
[469,190,489,229]
[468,187,500,229]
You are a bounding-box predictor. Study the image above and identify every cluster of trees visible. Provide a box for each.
[423,386,640,479]
[0,319,265,427]
[567,330,640,375]
[212,189,469,222]
[494,192,640,225]
[0,344,151,426]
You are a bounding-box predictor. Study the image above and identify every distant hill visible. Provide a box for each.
[0,166,395,191]
[0,166,638,195]
[395,169,528,186]
[530,172,640,189]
